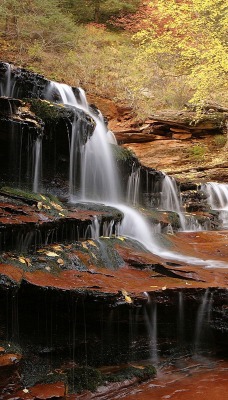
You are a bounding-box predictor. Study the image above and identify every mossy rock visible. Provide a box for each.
[26,99,75,123]
[111,144,137,163]
[104,364,156,383]
[67,366,103,393]
[0,186,67,217]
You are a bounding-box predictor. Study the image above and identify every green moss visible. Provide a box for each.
[67,366,103,393]
[213,134,226,148]
[111,144,136,162]
[188,144,206,160]
[67,364,156,394]
[26,99,74,123]
[0,186,68,217]
[104,365,156,383]
[168,212,181,229]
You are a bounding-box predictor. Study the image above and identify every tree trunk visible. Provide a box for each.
[94,1,101,23]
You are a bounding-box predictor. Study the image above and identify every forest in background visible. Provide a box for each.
[0,0,227,117]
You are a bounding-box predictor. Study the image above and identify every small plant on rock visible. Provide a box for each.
[188,144,206,160]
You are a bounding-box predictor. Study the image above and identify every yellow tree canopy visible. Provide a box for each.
[133,0,228,105]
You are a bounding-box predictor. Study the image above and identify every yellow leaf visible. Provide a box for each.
[37,202,42,210]
[125,295,132,304]
[45,251,59,257]
[87,240,97,247]
[19,257,26,264]
[57,258,64,265]
[50,201,63,211]
[52,245,62,251]
[121,289,133,304]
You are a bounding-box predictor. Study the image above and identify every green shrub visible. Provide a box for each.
[213,134,226,148]
[188,144,206,160]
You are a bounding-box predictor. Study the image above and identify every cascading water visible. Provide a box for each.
[33,135,42,193]
[202,182,228,228]
[160,174,206,231]
[0,62,13,97]
[178,291,184,344]
[144,302,158,364]
[46,82,120,202]
[194,289,213,352]
[1,66,227,267]
[43,81,228,268]
[127,166,141,206]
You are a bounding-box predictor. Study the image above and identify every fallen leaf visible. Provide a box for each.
[42,204,51,210]
[121,289,133,304]
[18,257,26,264]
[50,201,63,211]
[45,251,59,257]
[162,286,167,290]
[37,202,42,210]
[57,258,64,265]
[87,240,97,247]
[125,295,132,304]
[25,257,31,267]
[52,245,62,251]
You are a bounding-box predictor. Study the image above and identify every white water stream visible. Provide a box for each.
[202,182,228,228]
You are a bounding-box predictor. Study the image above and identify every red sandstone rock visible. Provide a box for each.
[13,382,66,400]
[0,353,21,368]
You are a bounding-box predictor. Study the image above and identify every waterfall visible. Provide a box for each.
[144,303,158,364]
[160,174,186,230]
[33,136,42,193]
[194,289,213,352]
[160,174,207,232]
[45,82,120,202]
[0,62,13,97]
[45,82,228,267]
[127,166,140,205]
[1,67,227,268]
[178,291,184,344]
[203,182,228,228]
[90,216,100,240]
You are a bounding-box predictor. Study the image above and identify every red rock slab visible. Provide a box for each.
[169,231,228,262]
[67,209,114,221]
[0,264,24,284]
[13,381,66,399]
[114,132,156,144]
[0,353,21,368]
[0,233,227,297]
[22,263,222,296]
[121,360,228,400]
